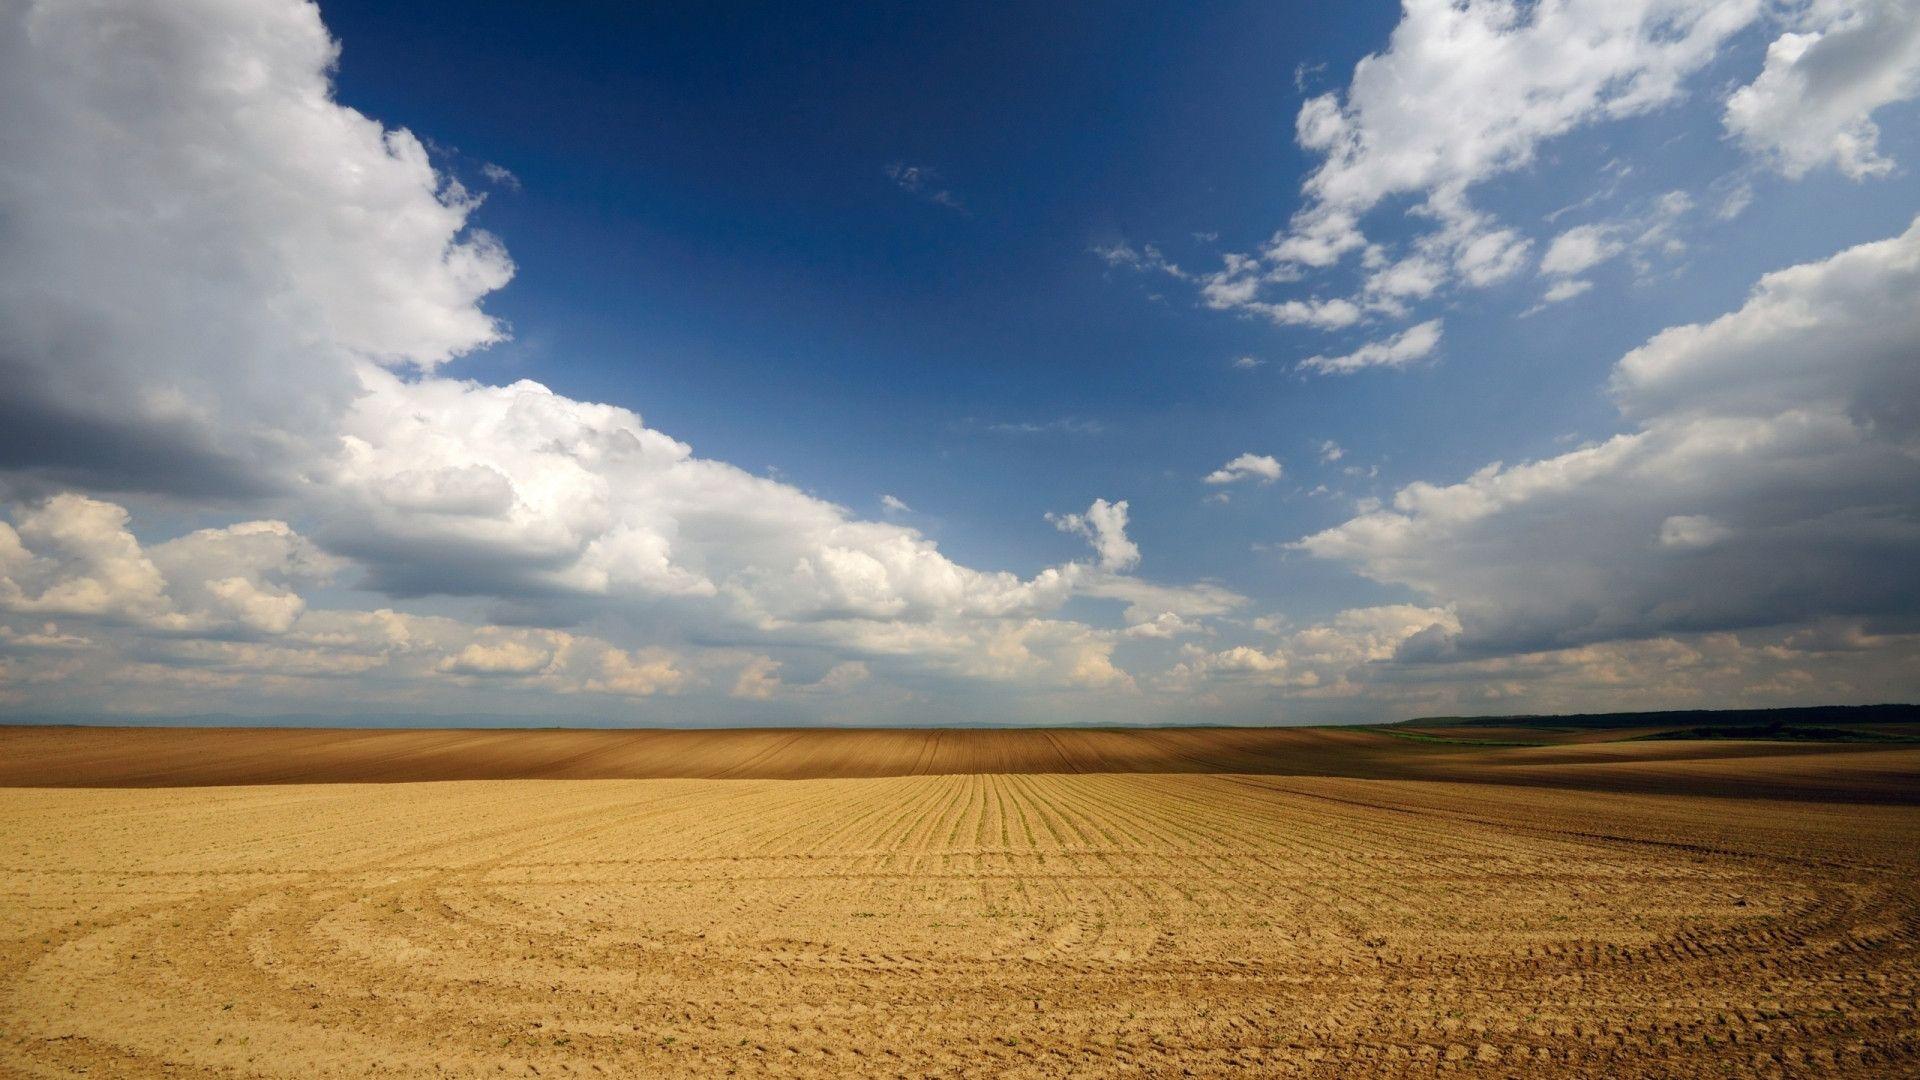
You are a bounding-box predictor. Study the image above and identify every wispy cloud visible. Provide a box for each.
[886,163,964,211]
[480,161,521,191]
[1299,319,1443,376]
[1204,453,1283,486]
[960,417,1106,437]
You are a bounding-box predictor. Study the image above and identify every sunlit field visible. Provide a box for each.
[4,725,1916,1077]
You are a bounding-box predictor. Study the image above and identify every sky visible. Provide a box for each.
[1,0,1917,726]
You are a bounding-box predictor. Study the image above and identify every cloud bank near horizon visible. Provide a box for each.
[1,0,1914,723]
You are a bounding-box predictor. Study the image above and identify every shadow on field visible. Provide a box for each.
[3,714,1916,803]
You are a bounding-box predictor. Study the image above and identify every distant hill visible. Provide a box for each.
[1401,704,1919,729]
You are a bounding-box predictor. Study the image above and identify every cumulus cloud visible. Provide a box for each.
[730,656,783,700]
[0,497,694,707]
[1542,225,1627,277]
[0,0,1235,715]
[584,647,687,697]
[1204,454,1284,486]
[1298,217,1920,657]
[14,0,1908,723]
[439,638,559,677]
[1104,1,1916,373]
[726,656,873,700]
[812,661,873,692]
[1119,612,1209,640]
[1362,255,1447,303]
[1167,601,1920,720]
[331,368,1085,630]
[1289,1,1755,231]
[1183,0,1762,327]
[1048,499,1140,573]
[1169,605,1460,691]
[1242,297,1364,330]
[0,0,512,495]
[1726,0,1920,179]
[1300,320,1443,376]
[0,494,338,635]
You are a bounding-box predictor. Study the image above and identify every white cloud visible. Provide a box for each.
[440,638,558,677]
[886,163,963,210]
[0,495,170,625]
[1317,440,1346,464]
[0,501,1136,712]
[328,369,1103,634]
[1092,241,1186,279]
[1363,254,1446,302]
[973,417,1107,437]
[1254,0,1759,305]
[1290,1,1756,229]
[1439,205,1535,288]
[812,661,872,692]
[1540,279,1596,304]
[1298,217,1920,655]
[726,656,875,700]
[880,494,911,513]
[1048,499,1140,573]
[1112,1,1816,350]
[0,0,512,493]
[0,498,696,704]
[1609,214,1920,423]
[0,494,338,635]
[1120,612,1209,640]
[1726,1,1920,179]
[1074,573,1247,627]
[1535,189,1696,297]
[1204,453,1284,485]
[480,162,521,191]
[1716,182,1756,220]
[1300,319,1443,376]
[1167,604,1460,690]
[730,655,783,700]
[0,0,1249,712]
[1542,225,1626,276]
[1172,615,1920,718]
[1220,294,1363,329]
[585,647,688,697]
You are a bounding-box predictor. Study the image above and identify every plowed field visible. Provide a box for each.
[4,734,1917,1077]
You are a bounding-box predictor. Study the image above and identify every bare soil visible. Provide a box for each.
[1,727,1916,1077]
[3,724,1915,802]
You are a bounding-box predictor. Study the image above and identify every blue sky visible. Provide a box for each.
[2,0,1918,724]
[313,2,1402,576]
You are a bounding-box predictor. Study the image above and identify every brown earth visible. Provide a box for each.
[3,724,1916,802]
[2,727,1917,1077]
